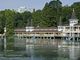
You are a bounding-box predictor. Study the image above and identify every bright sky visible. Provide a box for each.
[0,0,80,10]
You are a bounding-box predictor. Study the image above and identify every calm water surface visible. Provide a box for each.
[0,39,80,60]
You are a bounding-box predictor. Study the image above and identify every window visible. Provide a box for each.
[66,27,69,29]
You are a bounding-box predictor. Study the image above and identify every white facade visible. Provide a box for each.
[17,6,27,13]
[26,26,34,32]
[58,9,80,37]
[69,19,78,26]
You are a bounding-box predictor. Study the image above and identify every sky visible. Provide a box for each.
[0,0,80,10]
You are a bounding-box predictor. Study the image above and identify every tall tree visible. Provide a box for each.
[14,12,23,28]
[32,9,45,27]
[71,2,80,23]
[14,11,32,28]
[62,6,72,25]
[0,11,5,33]
[5,9,15,52]
[22,11,32,27]
[42,0,62,27]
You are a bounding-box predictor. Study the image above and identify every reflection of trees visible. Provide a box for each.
[35,39,55,46]
[58,48,69,59]
[34,45,58,58]
[34,40,58,58]
[78,57,80,60]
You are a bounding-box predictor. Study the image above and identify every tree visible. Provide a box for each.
[21,11,32,27]
[42,0,62,27]
[14,11,32,28]
[14,12,23,28]
[71,2,80,23]
[62,6,72,25]
[32,9,45,27]
[0,11,5,33]
[5,9,15,51]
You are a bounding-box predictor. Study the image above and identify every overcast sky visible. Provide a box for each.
[0,0,80,10]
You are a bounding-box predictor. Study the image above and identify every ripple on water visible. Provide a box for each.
[0,57,30,60]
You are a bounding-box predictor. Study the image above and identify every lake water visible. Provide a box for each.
[0,39,80,60]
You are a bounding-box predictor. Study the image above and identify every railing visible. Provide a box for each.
[15,34,55,37]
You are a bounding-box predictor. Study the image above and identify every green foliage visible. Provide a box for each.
[62,6,72,25]
[32,10,45,27]
[71,2,80,23]
[0,0,79,54]
[0,0,80,33]
[22,11,32,27]
[0,11,5,33]
[14,11,32,28]
[5,9,15,50]
[14,12,23,28]
[42,1,61,27]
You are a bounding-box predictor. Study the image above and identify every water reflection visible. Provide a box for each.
[0,39,80,60]
[25,39,80,60]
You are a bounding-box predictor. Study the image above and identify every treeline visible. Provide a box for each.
[0,0,80,33]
